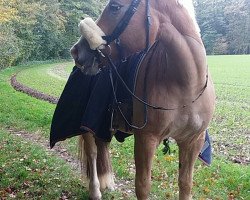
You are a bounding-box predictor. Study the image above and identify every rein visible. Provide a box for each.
[100,0,208,129]
[108,47,209,111]
[105,0,152,129]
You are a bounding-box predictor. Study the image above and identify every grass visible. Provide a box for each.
[207,55,250,162]
[0,65,55,134]
[0,128,88,199]
[16,62,72,97]
[0,56,249,199]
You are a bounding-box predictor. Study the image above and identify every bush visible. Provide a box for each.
[0,25,20,69]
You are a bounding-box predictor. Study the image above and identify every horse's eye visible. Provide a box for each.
[109,3,122,13]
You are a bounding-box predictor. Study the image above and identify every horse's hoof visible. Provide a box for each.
[89,193,102,200]
[89,190,102,200]
[107,185,115,191]
[99,173,115,191]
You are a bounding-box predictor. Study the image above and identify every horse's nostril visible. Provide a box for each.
[70,46,78,60]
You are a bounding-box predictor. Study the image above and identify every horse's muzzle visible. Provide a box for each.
[74,57,101,75]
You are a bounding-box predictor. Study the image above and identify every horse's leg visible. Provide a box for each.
[95,139,115,191]
[81,133,102,200]
[134,133,158,200]
[177,131,206,200]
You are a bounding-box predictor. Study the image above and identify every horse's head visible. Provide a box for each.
[70,37,100,75]
[71,0,201,74]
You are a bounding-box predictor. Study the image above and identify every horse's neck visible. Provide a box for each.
[145,39,207,93]
[154,0,200,41]
[152,2,207,89]
[136,1,207,103]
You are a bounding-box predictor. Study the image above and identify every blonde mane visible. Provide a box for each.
[177,0,200,34]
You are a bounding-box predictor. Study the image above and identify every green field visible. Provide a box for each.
[0,55,249,199]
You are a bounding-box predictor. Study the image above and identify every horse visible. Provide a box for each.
[70,0,215,199]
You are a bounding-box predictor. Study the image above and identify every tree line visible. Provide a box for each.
[195,0,249,55]
[0,0,249,69]
[0,0,106,69]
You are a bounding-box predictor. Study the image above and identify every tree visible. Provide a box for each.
[0,25,20,69]
[0,0,18,23]
[0,0,109,68]
[195,0,228,54]
[224,0,250,54]
[1,0,248,69]
[195,0,249,55]
[0,0,20,68]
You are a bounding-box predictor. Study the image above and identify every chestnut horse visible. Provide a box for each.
[71,0,215,199]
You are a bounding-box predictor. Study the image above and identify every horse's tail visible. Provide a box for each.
[78,134,115,190]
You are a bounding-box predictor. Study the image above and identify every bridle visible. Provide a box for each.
[101,0,152,129]
[102,0,151,51]
[98,0,208,130]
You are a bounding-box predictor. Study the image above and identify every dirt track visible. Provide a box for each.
[10,74,59,104]
[7,127,80,172]
[9,74,81,171]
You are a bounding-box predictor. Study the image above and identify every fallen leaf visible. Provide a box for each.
[164,155,175,162]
